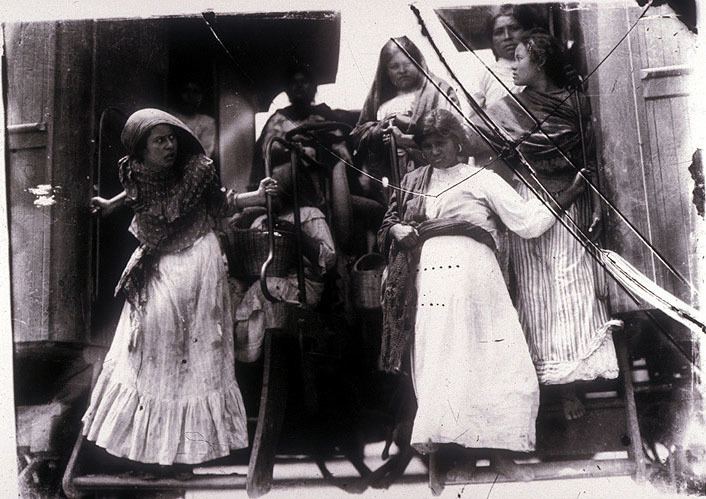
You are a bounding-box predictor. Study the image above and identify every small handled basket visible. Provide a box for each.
[225,224,297,280]
[351,253,386,310]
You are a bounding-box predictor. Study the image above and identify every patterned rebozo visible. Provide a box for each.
[115,153,237,307]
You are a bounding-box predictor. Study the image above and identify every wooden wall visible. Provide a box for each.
[580,3,698,312]
[5,19,170,347]
[6,21,95,344]
[6,23,55,342]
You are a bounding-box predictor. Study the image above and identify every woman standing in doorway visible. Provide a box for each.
[84,108,277,467]
[352,36,460,205]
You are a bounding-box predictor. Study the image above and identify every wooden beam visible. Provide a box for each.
[443,458,642,485]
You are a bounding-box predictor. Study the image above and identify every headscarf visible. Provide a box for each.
[354,37,459,133]
[118,108,216,239]
[351,37,459,192]
[120,108,204,157]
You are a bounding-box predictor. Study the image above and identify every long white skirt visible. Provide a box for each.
[411,236,539,452]
[82,232,248,465]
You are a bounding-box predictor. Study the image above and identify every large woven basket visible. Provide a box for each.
[351,253,385,310]
[225,226,297,280]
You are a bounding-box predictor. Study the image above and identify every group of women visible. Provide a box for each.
[371,17,621,477]
[82,6,621,484]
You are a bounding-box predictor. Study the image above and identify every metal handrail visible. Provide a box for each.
[381,118,401,194]
[260,121,353,305]
[261,136,307,306]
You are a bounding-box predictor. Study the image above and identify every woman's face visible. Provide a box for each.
[512,42,543,87]
[386,48,422,93]
[286,71,316,106]
[492,15,523,61]
[143,124,177,169]
[420,133,459,170]
[179,81,203,113]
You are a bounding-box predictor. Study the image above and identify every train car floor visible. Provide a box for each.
[427,328,648,495]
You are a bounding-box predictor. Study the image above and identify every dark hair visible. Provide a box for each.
[376,37,426,104]
[283,63,315,86]
[519,28,572,89]
[413,109,471,154]
[487,4,543,58]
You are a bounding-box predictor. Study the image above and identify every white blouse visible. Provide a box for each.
[376,92,417,121]
[473,58,524,110]
[424,163,556,246]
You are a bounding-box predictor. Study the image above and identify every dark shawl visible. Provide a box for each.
[474,88,595,192]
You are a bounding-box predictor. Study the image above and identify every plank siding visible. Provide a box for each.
[580,6,655,312]
[5,22,56,342]
[49,21,96,343]
[580,4,697,312]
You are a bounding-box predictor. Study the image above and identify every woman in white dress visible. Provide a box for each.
[378,109,588,477]
[84,109,277,468]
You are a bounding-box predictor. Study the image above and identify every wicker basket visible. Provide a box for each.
[225,226,297,279]
[351,253,385,310]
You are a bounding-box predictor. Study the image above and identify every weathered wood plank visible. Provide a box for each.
[642,74,690,100]
[580,6,655,312]
[5,22,56,342]
[247,330,290,498]
[643,91,693,302]
[49,20,96,343]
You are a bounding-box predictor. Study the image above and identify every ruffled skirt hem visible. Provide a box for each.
[82,366,249,465]
[534,319,623,385]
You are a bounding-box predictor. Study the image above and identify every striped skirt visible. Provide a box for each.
[510,185,619,385]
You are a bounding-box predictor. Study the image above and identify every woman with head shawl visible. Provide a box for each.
[473,29,620,421]
[352,36,460,205]
[83,108,277,467]
[377,108,587,479]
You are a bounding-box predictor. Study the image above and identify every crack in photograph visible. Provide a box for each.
[2,0,704,497]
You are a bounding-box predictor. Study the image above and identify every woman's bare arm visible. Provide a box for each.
[90,191,127,217]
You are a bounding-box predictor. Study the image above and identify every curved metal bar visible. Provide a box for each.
[382,119,401,193]
[284,121,352,142]
[94,107,127,302]
[289,147,307,306]
[260,136,292,304]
